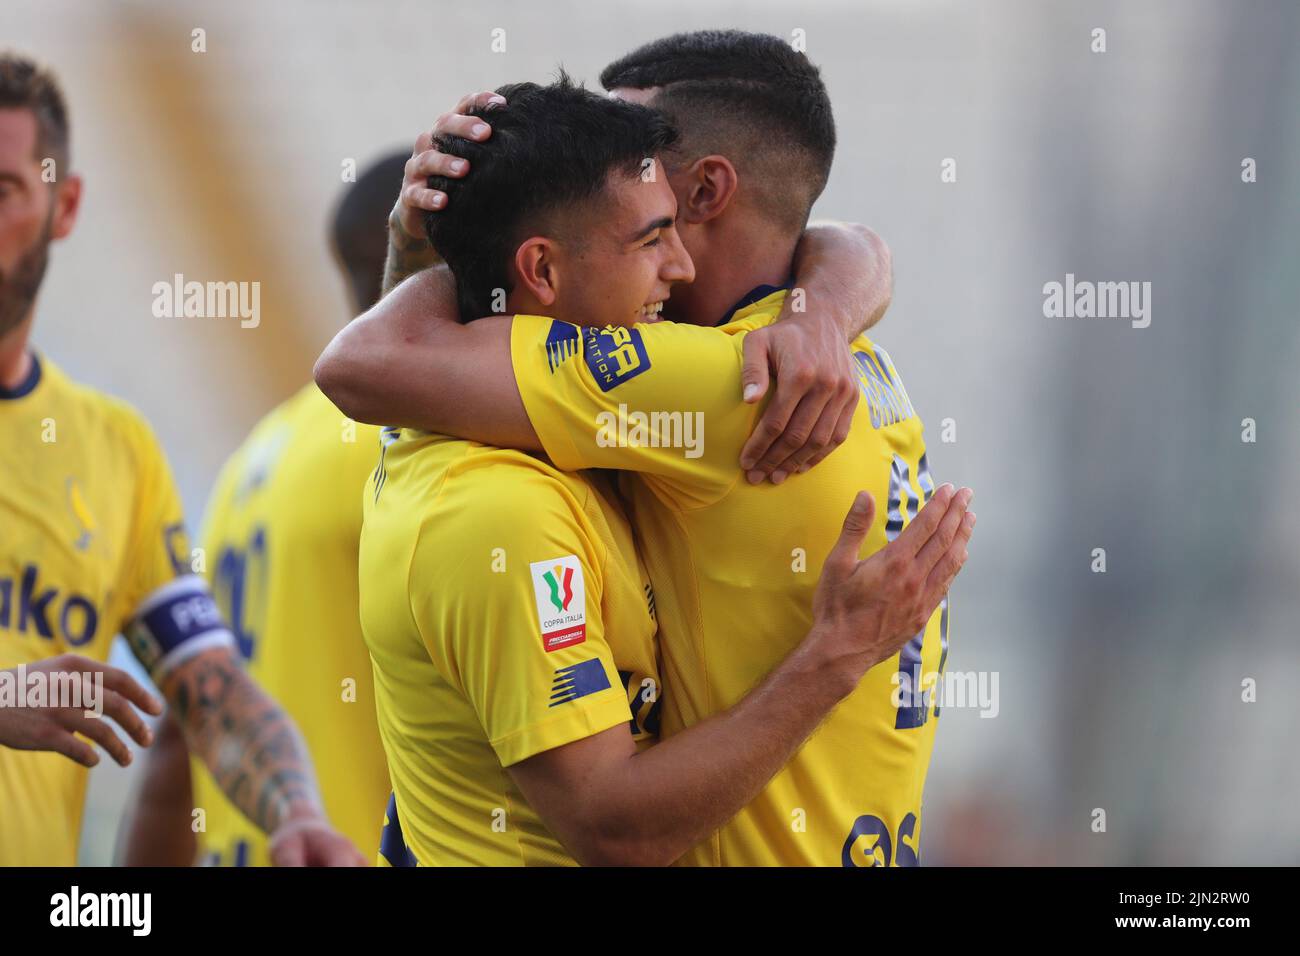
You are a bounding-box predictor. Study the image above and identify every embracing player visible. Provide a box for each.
[0,52,364,866]
[318,75,973,866]
[318,32,972,866]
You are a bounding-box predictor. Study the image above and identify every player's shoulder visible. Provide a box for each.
[717,309,779,338]
[608,317,747,366]
[715,285,788,336]
[41,357,168,456]
[392,435,600,551]
[447,442,596,524]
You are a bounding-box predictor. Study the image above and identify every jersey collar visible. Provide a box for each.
[716,281,793,327]
[0,352,42,401]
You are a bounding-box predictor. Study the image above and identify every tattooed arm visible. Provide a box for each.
[382,195,441,296]
[381,92,504,297]
[380,127,449,296]
[160,647,368,866]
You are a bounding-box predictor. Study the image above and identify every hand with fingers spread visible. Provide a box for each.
[810,484,976,690]
[0,654,163,768]
[382,90,508,295]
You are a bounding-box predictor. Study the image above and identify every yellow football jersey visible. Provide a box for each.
[359,430,661,866]
[509,290,948,866]
[189,383,390,866]
[0,355,233,866]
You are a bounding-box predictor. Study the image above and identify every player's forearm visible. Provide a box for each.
[317,267,461,426]
[381,211,442,297]
[117,711,196,866]
[164,649,323,836]
[316,269,540,449]
[579,632,858,865]
[791,221,894,337]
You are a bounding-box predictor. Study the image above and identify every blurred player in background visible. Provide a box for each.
[0,51,364,866]
[118,154,404,866]
[319,31,971,866]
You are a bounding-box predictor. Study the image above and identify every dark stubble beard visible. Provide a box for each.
[0,212,54,339]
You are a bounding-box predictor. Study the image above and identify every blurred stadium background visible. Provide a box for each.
[3,0,1297,865]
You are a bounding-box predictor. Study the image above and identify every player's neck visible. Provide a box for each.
[679,224,797,327]
[0,309,35,391]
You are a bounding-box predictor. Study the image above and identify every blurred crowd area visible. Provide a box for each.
[3,0,1296,865]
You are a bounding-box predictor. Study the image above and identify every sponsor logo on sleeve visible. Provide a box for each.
[163,523,192,578]
[529,556,587,651]
[583,325,650,391]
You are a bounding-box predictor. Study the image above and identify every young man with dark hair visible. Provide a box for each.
[317,31,974,866]
[338,78,965,866]
[427,73,684,325]
[601,28,837,253]
[0,51,364,866]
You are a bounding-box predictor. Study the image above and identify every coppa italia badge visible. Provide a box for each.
[530,556,587,651]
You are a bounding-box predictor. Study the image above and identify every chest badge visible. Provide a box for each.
[66,477,96,552]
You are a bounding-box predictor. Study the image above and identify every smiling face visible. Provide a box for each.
[521,158,695,329]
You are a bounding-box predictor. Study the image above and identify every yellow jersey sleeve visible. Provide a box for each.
[509,316,757,510]
[117,411,191,609]
[408,467,632,767]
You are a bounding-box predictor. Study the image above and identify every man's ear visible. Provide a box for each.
[50,173,82,241]
[513,236,559,307]
[677,155,738,225]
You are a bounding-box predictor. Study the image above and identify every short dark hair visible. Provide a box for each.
[0,52,70,167]
[331,151,407,312]
[426,71,678,320]
[600,30,835,232]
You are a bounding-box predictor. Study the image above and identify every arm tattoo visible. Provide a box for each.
[382,215,442,297]
[167,650,320,834]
